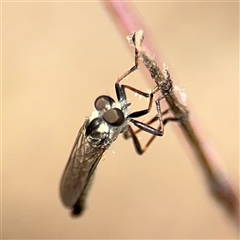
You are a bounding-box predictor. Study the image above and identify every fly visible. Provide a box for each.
[60,32,165,216]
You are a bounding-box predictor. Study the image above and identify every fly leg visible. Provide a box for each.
[124,109,183,155]
[115,34,142,101]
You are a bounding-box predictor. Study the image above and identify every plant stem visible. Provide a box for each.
[101,0,239,226]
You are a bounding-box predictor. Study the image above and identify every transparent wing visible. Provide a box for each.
[60,120,106,208]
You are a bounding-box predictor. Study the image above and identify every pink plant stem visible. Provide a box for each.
[101,0,239,227]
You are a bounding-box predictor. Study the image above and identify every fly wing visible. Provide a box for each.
[60,120,106,208]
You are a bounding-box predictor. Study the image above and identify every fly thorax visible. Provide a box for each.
[86,117,108,147]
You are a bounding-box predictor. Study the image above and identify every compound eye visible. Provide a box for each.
[103,108,125,127]
[94,95,115,111]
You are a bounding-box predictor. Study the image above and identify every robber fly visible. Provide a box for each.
[59,31,169,217]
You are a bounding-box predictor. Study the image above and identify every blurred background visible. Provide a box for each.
[2,1,239,239]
